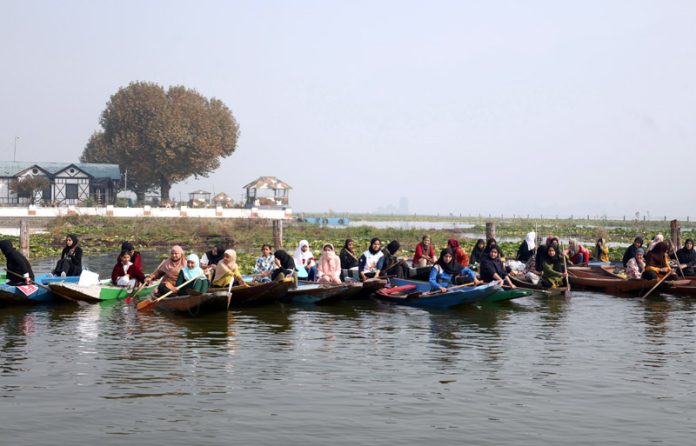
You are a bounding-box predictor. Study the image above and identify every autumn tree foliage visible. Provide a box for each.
[81,82,240,201]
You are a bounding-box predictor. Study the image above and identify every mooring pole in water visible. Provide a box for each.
[670,219,681,249]
[272,219,283,249]
[20,219,29,258]
[485,222,496,241]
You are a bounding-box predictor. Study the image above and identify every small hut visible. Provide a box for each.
[188,189,211,208]
[243,176,291,208]
[213,192,234,208]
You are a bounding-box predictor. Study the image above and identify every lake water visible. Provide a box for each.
[1,255,695,444]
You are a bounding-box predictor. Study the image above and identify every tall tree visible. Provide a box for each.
[81,82,240,201]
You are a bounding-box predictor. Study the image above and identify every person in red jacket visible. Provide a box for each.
[565,240,590,265]
[413,235,436,267]
[111,249,146,290]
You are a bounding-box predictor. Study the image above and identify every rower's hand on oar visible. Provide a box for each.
[439,286,448,293]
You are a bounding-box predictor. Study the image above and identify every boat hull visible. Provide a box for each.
[0,275,79,305]
[48,280,158,303]
[376,283,499,309]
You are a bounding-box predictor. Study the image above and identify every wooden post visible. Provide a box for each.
[20,219,29,258]
[670,219,681,249]
[485,222,496,241]
[272,219,283,249]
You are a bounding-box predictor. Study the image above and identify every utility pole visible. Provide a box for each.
[13,136,19,162]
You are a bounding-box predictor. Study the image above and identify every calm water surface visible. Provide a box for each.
[1,254,695,445]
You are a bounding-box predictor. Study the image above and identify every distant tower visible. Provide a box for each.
[398,197,409,214]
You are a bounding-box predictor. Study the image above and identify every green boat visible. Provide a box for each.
[482,288,532,303]
[48,279,159,304]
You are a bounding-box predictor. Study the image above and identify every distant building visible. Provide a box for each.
[188,189,211,208]
[243,176,291,208]
[0,161,121,206]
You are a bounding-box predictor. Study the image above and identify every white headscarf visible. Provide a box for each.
[647,234,664,252]
[293,240,314,267]
[525,232,536,251]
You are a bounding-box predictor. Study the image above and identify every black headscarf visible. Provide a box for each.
[205,244,226,265]
[0,239,34,282]
[121,241,134,252]
[274,249,295,270]
[62,234,81,260]
[479,246,506,282]
[343,239,354,252]
[436,248,460,275]
[470,239,486,264]
[543,245,562,271]
[386,240,400,255]
[368,238,381,255]
[622,236,644,266]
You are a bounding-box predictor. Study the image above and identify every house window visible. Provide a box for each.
[66,183,79,200]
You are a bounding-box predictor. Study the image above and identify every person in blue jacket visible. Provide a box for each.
[429,248,481,292]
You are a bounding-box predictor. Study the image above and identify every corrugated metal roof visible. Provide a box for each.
[0,161,121,180]
[242,176,292,190]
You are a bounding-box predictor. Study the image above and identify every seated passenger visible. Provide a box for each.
[111,249,146,290]
[595,238,609,263]
[448,239,470,267]
[176,254,209,296]
[317,243,342,284]
[145,245,186,296]
[381,241,410,279]
[622,237,644,267]
[339,239,360,279]
[625,248,646,279]
[516,232,536,263]
[676,239,696,276]
[429,248,480,292]
[566,240,590,265]
[359,238,384,281]
[53,234,83,277]
[252,244,276,283]
[294,240,317,281]
[413,235,436,268]
[120,241,142,270]
[540,245,567,289]
[470,239,486,266]
[212,249,247,288]
[479,246,516,288]
[271,250,295,282]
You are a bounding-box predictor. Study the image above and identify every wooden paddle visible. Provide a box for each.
[562,247,572,298]
[136,275,204,311]
[6,269,51,291]
[641,272,672,299]
[416,282,479,298]
[671,243,686,279]
[226,277,234,310]
[124,282,147,304]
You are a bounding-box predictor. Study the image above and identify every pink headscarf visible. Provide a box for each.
[156,245,186,284]
[317,243,341,284]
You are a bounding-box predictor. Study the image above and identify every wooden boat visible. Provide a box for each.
[361,277,388,293]
[0,274,80,304]
[153,291,217,313]
[389,277,530,303]
[508,274,567,296]
[282,281,363,305]
[48,279,159,303]
[206,278,294,308]
[568,268,690,294]
[374,283,499,309]
[665,282,696,296]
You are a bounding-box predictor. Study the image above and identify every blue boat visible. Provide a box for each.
[375,282,499,309]
[390,277,530,303]
[0,274,80,305]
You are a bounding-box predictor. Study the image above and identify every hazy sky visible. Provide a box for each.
[2,1,695,218]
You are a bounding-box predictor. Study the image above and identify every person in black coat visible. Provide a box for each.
[53,234,83,277]
[676,239,696,276]
[381,240,410,279]
[271,250,295,281]
[0,240,34,285]
[622,236,644,267]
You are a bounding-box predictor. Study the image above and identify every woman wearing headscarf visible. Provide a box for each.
[317,243,342,284]
[0,240,34,285]
[271,249,295,281]
[647,234,664,252]
[625,248,646,279]
[381,240,410,279]
[483,238,504,259]
[212,249,248,287]
[175,253,209,295]
[413,235,436,268]
[293,240,317,280]
[53,234,82,277]
[448,239,469,267]
[359,238,384,281]
[479,245,516,288]
[643,241,675,280]
[145,245,187,296]
[429,248,479,292]
[566,240,590,265]
[111,249,146,290]
[622,237,644,267]
[470,239,486,266]
[516,232,536,263]
[676,239,696,276]
[120,241,142,270]
[201,244,226,268]
[535,236,559,274]
[540,245,566,288]
[339,239,360,279]
[595,238,609,263]
[252,244,276,283]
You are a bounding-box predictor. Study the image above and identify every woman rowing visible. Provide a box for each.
[0,240,34,285]
[429,248,480,293]
[479,246,516,288]
[539,245,567,289]
[212,249,248,288]
[175,254,209,295]
[144,245,186,296]
[643,241,676,281]
[381,240,410,279]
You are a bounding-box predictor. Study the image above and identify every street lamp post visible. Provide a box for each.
[13,136,19,162]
